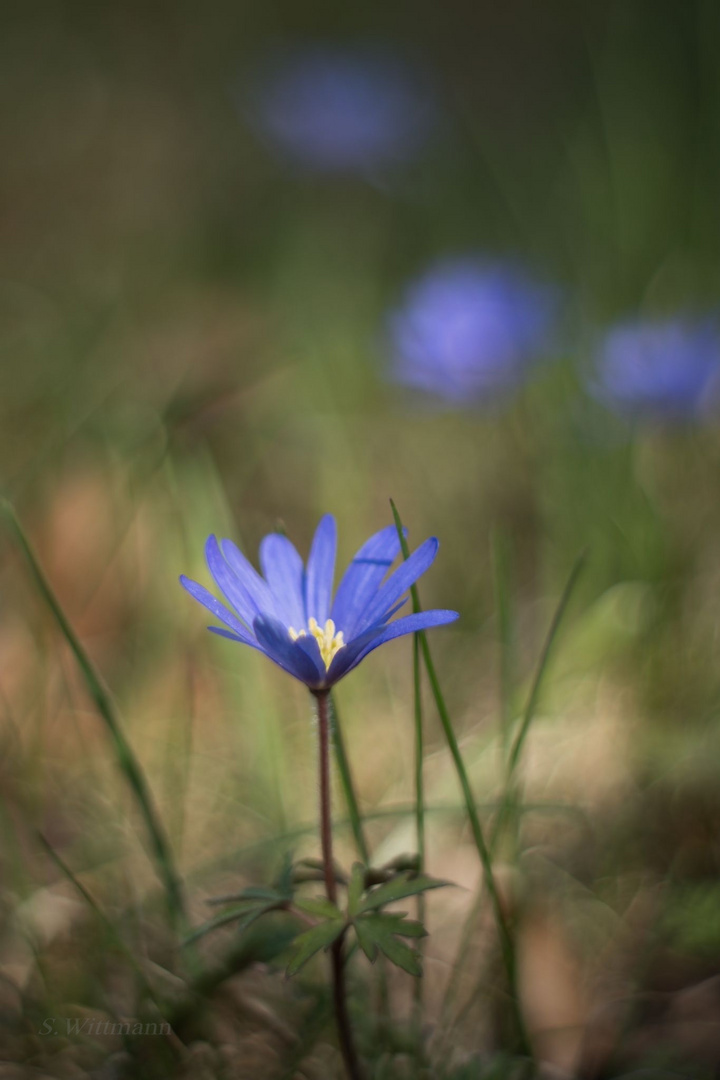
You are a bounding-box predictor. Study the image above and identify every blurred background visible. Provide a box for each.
[3,0,720,1075]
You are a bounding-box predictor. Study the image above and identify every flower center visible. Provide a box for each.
[288,617,346,669]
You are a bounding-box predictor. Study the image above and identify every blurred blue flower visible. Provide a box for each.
[591,317,720,421]
[388,257,559,405]
[247,45,434,173]
[181,516,457,690]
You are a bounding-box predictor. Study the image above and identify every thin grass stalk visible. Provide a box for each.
[437,533,519,1035]
[1,500,186,933]
[492,531,516,761]
[328,693,370,865]
[193,800,587,886]
[389,502,427,1021]
[417,624,530,1053]
[389,501,530,1056]
[438,550,586,1041]
[38,833,165,1012]
[331,684,392,1034]
[495,550,586,845]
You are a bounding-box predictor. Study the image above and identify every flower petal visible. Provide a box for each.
[205,535,257,627]
[327,609,458,683]
[330,524,404,637]
[380,598,407,623]
[221,538,278,617]
[294,631,326,679]
[208,626,263,651]
[259,533,306,629]
[180,576,257,644]
[352,537,439,635]
[253,614,325,685]
[304,514,337,625]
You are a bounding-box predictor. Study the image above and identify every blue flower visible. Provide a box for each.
[591,317,720,421]
[388,256,559,405]
[180,516,458,690]
[247,45,434,174]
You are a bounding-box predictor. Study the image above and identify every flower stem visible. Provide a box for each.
[313,690,364,1080]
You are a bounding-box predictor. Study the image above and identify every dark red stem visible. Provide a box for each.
[316,689,337,904]
[314,689,364,1080]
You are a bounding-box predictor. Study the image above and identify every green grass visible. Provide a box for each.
[2,2,720,1075]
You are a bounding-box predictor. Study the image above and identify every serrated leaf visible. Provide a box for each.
[347,863,365,917]
[359,872,449,912]
[286,919,345,977]
[293,896,343,920]
[372,913,427,939]
[353,913,423,976]
[375,931,422,976]
[353,915,379,962]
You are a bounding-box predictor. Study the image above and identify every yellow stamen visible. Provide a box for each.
[288,617,345,669]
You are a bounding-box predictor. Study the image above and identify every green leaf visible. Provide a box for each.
[274,851,295,898]
[353,913,424,976]
[184,902,275,946]
[286,919,345,977]
[371,912,427,939]
[353,915,379,962]
[347,863,365,917]
[375,932,422,976]
[293,896,343,920]
[236,886,286,902]
[206,885,285,907]
[359,872,449,912]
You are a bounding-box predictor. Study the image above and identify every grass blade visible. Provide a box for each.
[37,833,164,1011]
[390,503,428,1020]
[439,549,586,1044]
[492,530,516,760]
[505,550,587,784]
[390,500,530,1056]
[330,682,393,1041]
[492,550,587,854]
[1,500,186,932]
[328,693,370,865]
[185,903,278,947]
